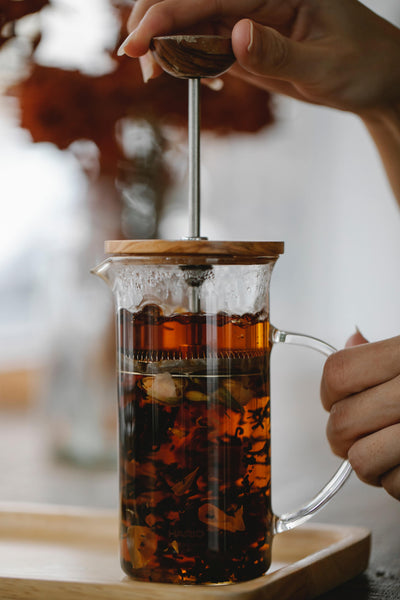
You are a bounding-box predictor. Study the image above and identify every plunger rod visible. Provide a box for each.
[150,35,235,240]
[188,78,201,239]
[149,36,235,311]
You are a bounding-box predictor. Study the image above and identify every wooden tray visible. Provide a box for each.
[0,503,370,600]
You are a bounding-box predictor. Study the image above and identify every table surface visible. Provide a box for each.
[0,408,398,599]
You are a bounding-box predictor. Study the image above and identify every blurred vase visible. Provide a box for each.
[41,161,120,468]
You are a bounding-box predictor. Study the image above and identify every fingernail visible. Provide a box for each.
[355,325,369,341]
[247,20,254,52]
[117,30,136,56]
[139,52,156,83]
[203,78,224,91]
[345,326,369,348]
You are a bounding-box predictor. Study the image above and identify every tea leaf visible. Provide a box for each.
[217,387,244,414]
[186,390,208,402]
[223,380,253,406]
[171,467,199,496]
[127,526,158,568]
[198,503,245,532]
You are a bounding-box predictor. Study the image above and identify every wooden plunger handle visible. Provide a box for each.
[150,35,235,79]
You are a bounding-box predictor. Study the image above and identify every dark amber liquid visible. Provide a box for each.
[118,306,273,584]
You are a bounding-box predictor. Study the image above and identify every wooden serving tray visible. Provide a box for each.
[0,503,370,600]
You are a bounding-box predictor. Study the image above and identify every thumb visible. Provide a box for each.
[345,328,369,348]
[232,19,312,82]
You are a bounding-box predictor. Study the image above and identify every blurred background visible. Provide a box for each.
[0,0,399,527]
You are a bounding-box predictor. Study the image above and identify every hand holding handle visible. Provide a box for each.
[271,327,353,533]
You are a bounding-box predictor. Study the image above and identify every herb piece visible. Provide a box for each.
[143,373,181,405]
[248,403,270,430]
[127,526,158,568]
[223,380,253,406]
[171,467,199,496]
[198,503,245,532]
[186,390,208,402]
[216,386,244,414]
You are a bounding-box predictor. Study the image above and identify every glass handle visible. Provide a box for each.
[270,326,353,534]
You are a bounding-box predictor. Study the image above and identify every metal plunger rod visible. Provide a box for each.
[188,77,201,239]
[148,36,235,310]
[150,35,235,239]
[188,78,202,311]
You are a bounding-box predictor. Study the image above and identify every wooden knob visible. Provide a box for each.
[150,35,235,79]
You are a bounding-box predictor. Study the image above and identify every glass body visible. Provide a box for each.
[93,250,352,585]
[109,257,273,583]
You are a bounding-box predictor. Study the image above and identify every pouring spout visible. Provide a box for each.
[90,258,113,287]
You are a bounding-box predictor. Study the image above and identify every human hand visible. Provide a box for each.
[119,0,400,116]
[321,331,400,500]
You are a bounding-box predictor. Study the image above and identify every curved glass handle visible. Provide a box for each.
[271,326,353,534]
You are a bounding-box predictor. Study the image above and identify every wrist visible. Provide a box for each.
[358,103,400,132]
[357,101,400,206]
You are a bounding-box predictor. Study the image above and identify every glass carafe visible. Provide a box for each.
[92,240,351,585]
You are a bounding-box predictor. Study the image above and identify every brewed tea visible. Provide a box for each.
[118,306,272,583]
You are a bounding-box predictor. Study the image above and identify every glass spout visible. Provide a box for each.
[90,258,113,288]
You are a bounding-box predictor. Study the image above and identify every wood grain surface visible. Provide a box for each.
[104,239,285,257]
[0,505,370,600]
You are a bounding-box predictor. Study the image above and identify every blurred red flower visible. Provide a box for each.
[5,1,274,176]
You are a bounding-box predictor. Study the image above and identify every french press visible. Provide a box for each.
[92,36,351,584]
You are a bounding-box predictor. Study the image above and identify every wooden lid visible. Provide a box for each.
[105,240,284,257]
